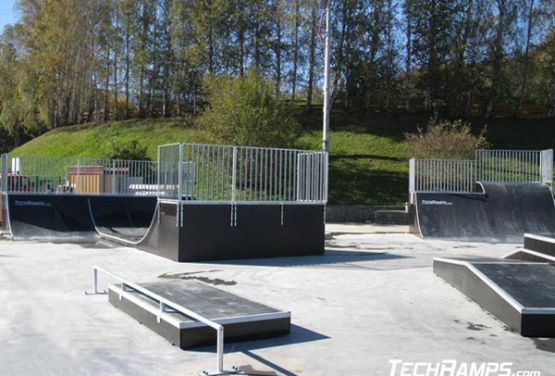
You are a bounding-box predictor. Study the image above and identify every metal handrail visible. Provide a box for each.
[87,266,227,375]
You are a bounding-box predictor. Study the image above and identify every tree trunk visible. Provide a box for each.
[404,0,413,112]
[486,0,507,118]
[551,25,555,117]
[291,0,299,102]
[516,0,535,117]
[104,50,110,123]
[331,0,347,108]
[274,3,282,94]
[306,0,317,111]
[125,32,130,119]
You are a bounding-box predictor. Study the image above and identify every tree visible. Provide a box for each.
[305,0,317,111]
[485,0,517,118]
[198,70,299,147]
[515,0,537,117]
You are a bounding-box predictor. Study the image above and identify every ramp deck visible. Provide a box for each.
[434,258,555,337]
[108,280,291,348]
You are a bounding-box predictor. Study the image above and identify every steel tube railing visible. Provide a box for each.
[158,142,328,204]
[410,149,554,194]
[88,266,226,375]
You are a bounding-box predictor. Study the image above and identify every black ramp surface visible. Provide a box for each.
[109,279,291,348]
[415,182,555,240]
[434,258,555,336]
[8,194,96,240]
[473,263,555,307]
[138,281,287,320]
[88,196,157,242]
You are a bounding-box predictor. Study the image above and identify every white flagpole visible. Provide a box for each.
[322,0,331,153]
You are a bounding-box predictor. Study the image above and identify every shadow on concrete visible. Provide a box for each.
[190,324,329,356]
[237,350,298,376]
[208,249,407,268]
[532,337,555,354]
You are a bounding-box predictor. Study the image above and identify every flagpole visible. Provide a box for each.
[322,0,331,153]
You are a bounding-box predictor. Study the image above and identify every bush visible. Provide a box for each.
[197,70,299,147]
[405,118,489,159]
[109,140,150,160]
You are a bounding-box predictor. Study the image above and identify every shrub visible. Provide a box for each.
[197,70,299,147]
[405,118,489,159]
[109,140,150,161]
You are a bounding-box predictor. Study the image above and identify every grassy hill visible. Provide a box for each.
[10,112,555,206]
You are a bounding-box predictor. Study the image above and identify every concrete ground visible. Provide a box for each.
[0,225,553,376]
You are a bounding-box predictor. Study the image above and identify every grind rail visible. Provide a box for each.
[87,266,239,376]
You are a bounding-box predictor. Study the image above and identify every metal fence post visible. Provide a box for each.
[76,159,80,194]
[408,158,416,203]
[112,160,116,194]
[323,152,329,203]
[231,146,237,203]
[157,146,161,199]
[1,154,7,194]
[178,143,184,227]
[541,149,554,188]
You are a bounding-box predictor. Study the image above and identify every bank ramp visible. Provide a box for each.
[434,257,555,337]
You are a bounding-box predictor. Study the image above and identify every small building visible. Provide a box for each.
[68,166,129,194]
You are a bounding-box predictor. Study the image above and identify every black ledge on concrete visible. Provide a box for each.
[504,234,555,263]
[524,233,555,258]
[433,257,555,337]
[108,279,291,349]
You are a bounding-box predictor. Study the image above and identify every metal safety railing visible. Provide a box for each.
[409,149,554,195]
[475,149,551,184]
[0,155,158,196]
[409,158,475,193]
[158,142,328,204]
[87,267,228,376]
[1,142,329,204]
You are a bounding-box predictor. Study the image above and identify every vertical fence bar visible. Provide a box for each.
[231,146,237,203]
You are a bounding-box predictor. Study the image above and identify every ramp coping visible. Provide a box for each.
[434,257,555,314]
[524,233,555,244]
[502,248,555,263]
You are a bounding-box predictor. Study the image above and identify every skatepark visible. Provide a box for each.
[1,145,555,375]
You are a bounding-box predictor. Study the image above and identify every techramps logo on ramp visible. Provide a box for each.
[14,200,52,208]
[420,200,453,206]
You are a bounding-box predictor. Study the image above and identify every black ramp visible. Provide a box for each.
[7,193,158,242]
[7,194,96,240]
[88,196,157,242]
[434,258,555,336]
[524,234,555,258]
[108,279,291,348]
[136,202,326,262]
[474,263,555,308]
[415,182,555,241]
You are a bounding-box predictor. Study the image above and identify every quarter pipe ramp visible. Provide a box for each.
[412,182,555,241]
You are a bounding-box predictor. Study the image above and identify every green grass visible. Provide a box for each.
[11,118,200,160]
[10,111,555,206]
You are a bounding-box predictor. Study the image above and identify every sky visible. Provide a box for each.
[0,0,19,31]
